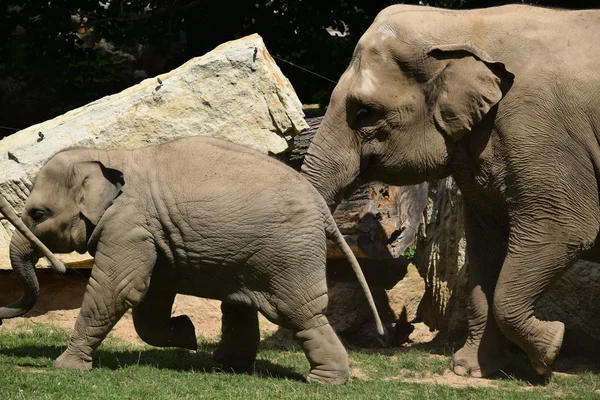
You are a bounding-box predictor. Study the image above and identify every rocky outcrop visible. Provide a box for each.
[0,33,308,269]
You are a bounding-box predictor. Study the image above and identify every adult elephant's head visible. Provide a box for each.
[301,6,514,208]
[0,149,124,320]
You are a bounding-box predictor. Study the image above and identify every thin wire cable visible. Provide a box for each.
[1,55,336,134]
[0,126,21,131]
[271,54,338,84]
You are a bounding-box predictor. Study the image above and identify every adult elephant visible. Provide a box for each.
[0,196,65,320]
[301,4,600,377]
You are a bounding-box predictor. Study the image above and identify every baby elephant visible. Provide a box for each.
[0,136,384,385]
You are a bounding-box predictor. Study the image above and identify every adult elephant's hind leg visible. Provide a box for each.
[493,207,599,375]
[213,302,260,370]
[452,209,509,378]
[132,284,197,351]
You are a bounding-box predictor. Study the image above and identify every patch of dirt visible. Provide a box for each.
[406,322,438,345]
[553,357,600,376]
[386,369,500,389]
[0,272,426,347]
[0,270,278,344]
[400,369,498,388]
[15,366,49,374]
[350,367,371,381]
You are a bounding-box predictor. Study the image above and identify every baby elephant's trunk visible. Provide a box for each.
[0,196,65,274]
[0,229,40,321]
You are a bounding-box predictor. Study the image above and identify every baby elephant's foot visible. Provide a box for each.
[528,320,564,376]
[212,347,256,371]
[452,342,507,378]
[54,349,92,371]
[306,368,349,386]
[295,321,350,385]
[169,315,198,351]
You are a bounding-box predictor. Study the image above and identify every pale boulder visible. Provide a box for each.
[0,33,308,269]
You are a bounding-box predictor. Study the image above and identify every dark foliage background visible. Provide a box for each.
[0,0,597,137]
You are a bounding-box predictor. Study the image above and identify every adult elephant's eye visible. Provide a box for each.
[29,208,51,223]
[356,106,372,120]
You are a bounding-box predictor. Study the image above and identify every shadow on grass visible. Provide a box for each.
[341,337,598,387]
[0,342,305,382]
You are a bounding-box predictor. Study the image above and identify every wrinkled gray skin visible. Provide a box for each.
[301,4,600,377]
[0,136,384,385]
[0,199,65,322]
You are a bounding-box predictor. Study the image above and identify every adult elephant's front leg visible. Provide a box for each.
[213,302,260,370]
[132,283,197,351]
[54,227,157,370]
[452,208,509,377]
[493,205,599,375]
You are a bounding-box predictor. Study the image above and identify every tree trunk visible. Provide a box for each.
[413,178,468,342]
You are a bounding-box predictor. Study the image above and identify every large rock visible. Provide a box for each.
[0,33,308,269]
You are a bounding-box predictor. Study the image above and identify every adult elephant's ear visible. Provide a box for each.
[76,161,124,225]
[426,44,514,141]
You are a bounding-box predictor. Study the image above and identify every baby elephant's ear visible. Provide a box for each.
[76,161,124,225]
[427,44,514,141]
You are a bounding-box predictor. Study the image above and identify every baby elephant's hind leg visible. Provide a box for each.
[293,313,349,385]
[213,302,260,370]
[132,285,197,351]
[269,263,349,385]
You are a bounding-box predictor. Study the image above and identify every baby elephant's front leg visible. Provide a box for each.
[54,233,157,370]
[132,284,197,351]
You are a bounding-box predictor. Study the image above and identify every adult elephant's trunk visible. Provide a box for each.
[0,229,40,320]
[0,196,65,273]
[301,118,361,210]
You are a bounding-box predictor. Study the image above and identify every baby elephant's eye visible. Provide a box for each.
[29,208,51,223]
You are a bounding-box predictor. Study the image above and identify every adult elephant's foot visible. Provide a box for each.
[53,349,92,371]
[295,319,349,385]
[527,320,564,376]
[452,340,508,378]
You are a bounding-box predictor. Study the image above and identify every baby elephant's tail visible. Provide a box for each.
[326,217,387,345]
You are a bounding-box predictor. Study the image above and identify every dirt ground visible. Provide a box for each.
[0,270,280,342]
[1,270,597,391]
[0,269,421,346]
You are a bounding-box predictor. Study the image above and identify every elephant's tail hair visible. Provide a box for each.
[325,217,387,344]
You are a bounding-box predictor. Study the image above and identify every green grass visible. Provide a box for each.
[0,323,598,399]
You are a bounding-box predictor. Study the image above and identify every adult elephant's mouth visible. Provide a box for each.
[358,164,377,183]
[358,151,378,182]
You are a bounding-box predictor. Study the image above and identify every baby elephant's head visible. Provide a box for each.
[22,150,124,255]
[0,149,124,320]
